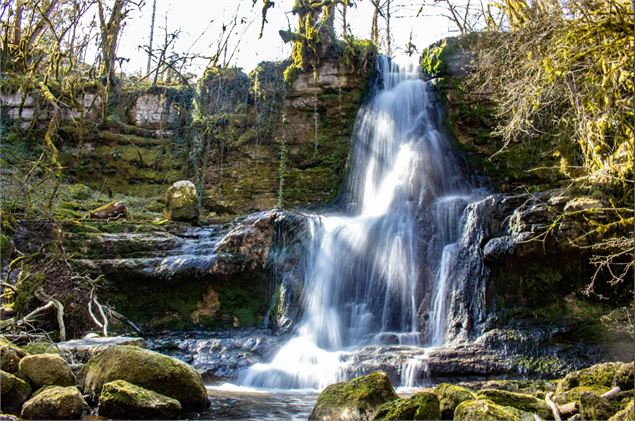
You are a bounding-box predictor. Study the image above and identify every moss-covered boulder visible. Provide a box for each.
[164,180,199,222]
[554,385,611,404]
[98,380,182,419]
[454,399,530,421]
[433,383,476,419]
[309,372,399,421]
[20,386,87,420]
[610,400,634,421]
[374,391,440,420]
[0,337,27,374]
[19,354,75,389]
[579,391,625,421]
[477,388,551,419]
[79,345,209,410]
[1,370,32,411]
[556,362,634,394]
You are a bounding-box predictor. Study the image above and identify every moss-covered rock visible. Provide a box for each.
[477,388,551,419]
[164,180,199,222]
[579,391,625,421]
[20,386,87,420]
[610,400,634,421]
[98,379,182,419]
[556,362,634,394]
[79,345,209,410]
[0,336,27,374]
[19,354,75,389]
[1,370,32,411]
[433,383,476,419]
[454,399,530,421]
[309,372,399,421]
[553,385,611,405]
[374,391,440,420]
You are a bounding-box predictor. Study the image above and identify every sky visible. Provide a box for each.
[116,0,461,77]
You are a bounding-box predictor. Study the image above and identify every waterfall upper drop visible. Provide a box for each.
[241,56,477,390]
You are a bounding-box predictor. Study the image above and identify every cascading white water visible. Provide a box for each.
[240,57,476,390]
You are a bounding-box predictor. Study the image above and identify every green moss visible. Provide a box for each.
[98,379,182,419]
[433,383,476,420]
[14,272,46,314]
[454,399,527,421]
[580,391,626,421]
[0,370,32,410]
[556,362,634,394]
[476,389,551,419]
[554,385,611,405]
[311,372,399,420]
[374,392,440,420]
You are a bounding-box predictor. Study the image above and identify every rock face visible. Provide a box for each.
[1,370,32,410]
[309,372,399,421]
[19,354,75,389]
[79,345,209,410]
[165,180,199,222]
[374,392,440,420]
[433,383,476,420]
[20,386,87,420]
[98,380,182,420]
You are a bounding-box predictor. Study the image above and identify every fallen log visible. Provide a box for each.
[546,392,562,421]
[89,201,129,220]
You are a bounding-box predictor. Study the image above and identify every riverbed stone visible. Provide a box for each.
[309,372,399,421]
[453,399,529,421]
[0,337,27,374]
[19,353,75,389]
[433,383,476,419]
[1,370,32,410]
[98,379,182,419]
[165,180,199,222]
[79,345,209,410]
[477,388,552,419]
[20,386,87,420]
[374,391,440,420]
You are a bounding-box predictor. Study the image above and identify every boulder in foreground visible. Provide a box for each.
[20,386,87,420]
[309,372,399,421]
[98,379,182,419]
[79,345,209,410]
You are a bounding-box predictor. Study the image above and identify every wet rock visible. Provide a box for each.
[1,337,27,374]
[57,336,145,364]
[476,388,551,419]
[309,372,399,421]
[433,383,476,419]
[425,345,512,377]
[79,345,209,410]
[610,400,634,421]
[20,386,87,420]
[374,391,440,420]
[563,197,605,213]
[19,354,75,389]
[1,370,32,411]
[98,380,182,419]
[453,398,529,421]
[165,180,199,222]
[579,391,624,420]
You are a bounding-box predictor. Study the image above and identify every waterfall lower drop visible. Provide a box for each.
[240,57,477,390]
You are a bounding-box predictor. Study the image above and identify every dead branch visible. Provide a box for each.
[545,392,562,421]
[557,401,578,417]
[601,386,621,399]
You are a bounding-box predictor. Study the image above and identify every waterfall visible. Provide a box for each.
[240,57,478,390]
